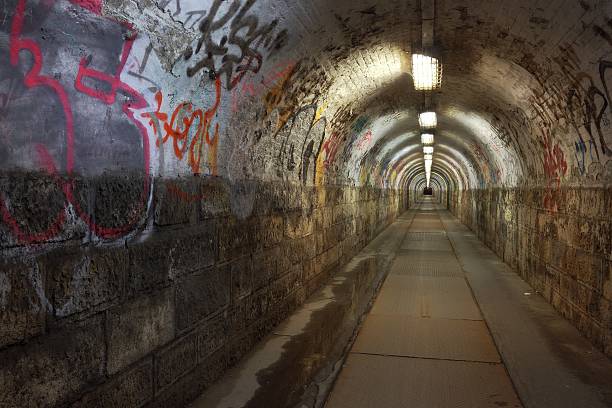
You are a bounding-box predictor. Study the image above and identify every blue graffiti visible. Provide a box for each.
[575,139,587,174]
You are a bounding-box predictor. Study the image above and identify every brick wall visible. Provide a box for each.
[450,187,612,356]
[0,174,405,408]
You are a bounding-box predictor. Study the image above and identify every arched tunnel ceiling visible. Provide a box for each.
[2,0,612,192]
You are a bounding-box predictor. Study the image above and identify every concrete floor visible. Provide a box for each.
[325,199,612,408]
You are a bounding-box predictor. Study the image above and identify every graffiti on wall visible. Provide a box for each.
[231,60,295,113]
[182,0,288,90]
[141,79,222,176]
[530,49,612,180]
[542,129,568,211]
[0,0,152,243]
[273,104,326,184]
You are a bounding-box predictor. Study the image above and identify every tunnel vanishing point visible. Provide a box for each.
[1,0,612,407]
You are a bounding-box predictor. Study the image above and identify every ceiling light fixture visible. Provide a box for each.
[421,133,434,144]
[411,54,442,91]
[419,112,437,128]
[425,158,432,188]
[423,146,434,154]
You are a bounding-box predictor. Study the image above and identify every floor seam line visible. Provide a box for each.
[349,351,502,365]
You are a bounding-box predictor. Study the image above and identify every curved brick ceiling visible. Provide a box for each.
[171,0,609,191]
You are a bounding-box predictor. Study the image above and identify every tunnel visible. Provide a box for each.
[0,0,611,407]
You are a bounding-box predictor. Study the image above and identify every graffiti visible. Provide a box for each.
[543,132,568,181]
[165,181,206,202]
[126,42,160,93]
[232,60,295,113]
[262,62,299,133]
[355,130,372,150]
[276,104,326,184]
[575,139,587,175]
[470,142,486,161]
[351,115,369,134]
[142,78,222,176]
[184,0,288,90]
[319,132,343,170]
[566,74,610,163]
[0,0,151,243]
[542,130,567,211]
[597,60,612,154]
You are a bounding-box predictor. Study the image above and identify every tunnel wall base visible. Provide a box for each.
[449,187,611,357]
[0,173,406,408]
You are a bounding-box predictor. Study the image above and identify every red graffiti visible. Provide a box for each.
[0,0,151,243]
[142,78,221,176]
[355,130,372,150]
[542,130,567,211]
[231,60,295,113]
[165,181,206,203]
[69,0,103,14]
[320,132,342,169]
[542,131,568,182]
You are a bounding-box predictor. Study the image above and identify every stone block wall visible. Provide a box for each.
[450,187,611,356]
[0,173,406,408]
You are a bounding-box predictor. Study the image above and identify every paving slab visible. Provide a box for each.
[391,253,463,277]
[325,354,521,408]
[371,275,482,320]
[352,314,501,363]
[404,231,448,241]
[401,239,454,251]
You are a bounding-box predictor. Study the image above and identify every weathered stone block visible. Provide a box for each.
[0,260,46,348]
[242,289,270,327]
[0,171,80,247]
[218,217,256,261]
[260,215,284,248]
[107,289,175,374]
[128,237,172,295]
[42,246,126,318]
[231,256,253,301]
[285,211,313,239]
[146,348,228,408]
[199,177,231,219]
[156,333,198,391]
[0,317,105,408]
[73,357,153,408]
[88,173,149,234]
[197,312,229,360]
[167,223,217,277]
[252,246,279,290]
[176,266,230,331]
[269,265,302,305]
[154,178,199,226]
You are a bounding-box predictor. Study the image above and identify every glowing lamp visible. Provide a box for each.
[423,146,434,154]
[411,54,442,91]
[421,133,434,144]
[419,112,437,128]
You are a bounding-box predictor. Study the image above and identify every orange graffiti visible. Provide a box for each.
[142,78,222,175]
[263,62,298,133]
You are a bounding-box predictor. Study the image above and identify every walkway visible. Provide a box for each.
[325,199,612,408]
